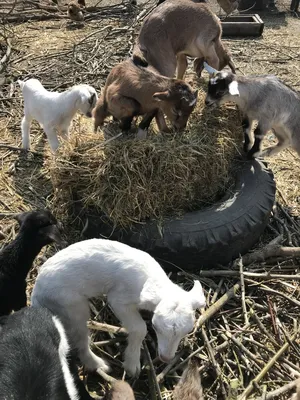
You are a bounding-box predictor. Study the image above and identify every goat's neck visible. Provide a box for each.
[0,234,44,279]
[139,279,181,311]
[142,68,172,93]
[59,88,81,115]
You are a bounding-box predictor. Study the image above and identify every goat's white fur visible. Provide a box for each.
[18,78,98,152]
[31,239,206,377]
[52,316,79,400]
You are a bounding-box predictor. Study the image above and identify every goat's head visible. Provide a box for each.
[76,85,98,118]
[14,210,66,248]
[204,64,239,107]
[67,2,84,21]
[153,81,198,130]
[152,281,206,363]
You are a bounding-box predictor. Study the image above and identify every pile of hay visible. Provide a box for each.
[50,94,243,228]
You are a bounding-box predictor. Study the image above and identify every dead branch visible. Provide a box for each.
[237,329,299,400]
[87,321,127,335]
[242,244,300,265]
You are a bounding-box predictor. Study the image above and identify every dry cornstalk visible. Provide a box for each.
[87,321,127,335]
[193,282,240,334]
[237,329,299,400]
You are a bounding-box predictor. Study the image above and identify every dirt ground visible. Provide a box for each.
[0,0,299,398]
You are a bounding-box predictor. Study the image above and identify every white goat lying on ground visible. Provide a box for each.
[203,63,300,159]
[18,78,98,152]
[31,239,206,378]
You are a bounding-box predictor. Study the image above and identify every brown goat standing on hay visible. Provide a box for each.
[173,357,204,400]
[92,58,198,139]
[133,0,235,79]
[105,381,135,400]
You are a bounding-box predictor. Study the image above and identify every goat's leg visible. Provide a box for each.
[119,116,134,133]
[61,299,110,374]
[242,117,254,153]
[155,110,171,133]
[193,57,205,77]
[259,128,290,158]
[44,125,60,152]
[247,124,266,159]
[108,299,147,377]
[176,54,188,80]
[137,110,158,139]
[21,115,32,150]
[203,42,220,71]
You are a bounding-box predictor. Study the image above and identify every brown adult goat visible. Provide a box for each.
[92,58,198,138]
[133,0,235,79]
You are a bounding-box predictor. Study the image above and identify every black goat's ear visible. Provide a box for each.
[89,92,96,105]
[153,90,170,101]
[14,211,29,226]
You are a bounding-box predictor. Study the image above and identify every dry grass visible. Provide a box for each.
[0,0,299,399]
[50,93,242,227]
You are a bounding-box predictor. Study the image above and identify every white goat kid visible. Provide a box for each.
[18,78,98,152]
[31,239,206,378]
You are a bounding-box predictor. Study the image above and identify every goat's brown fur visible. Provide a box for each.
[133,0,235,80]
[173,357,203,400]
[105,381,135,400]
[92,58,198,135]
[67,1,84,21]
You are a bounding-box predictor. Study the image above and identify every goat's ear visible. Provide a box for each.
[189,90,198,106]
[189,280,206,310]
[228,81,240,96]
[153,90,170,102]
[14,211,29,226]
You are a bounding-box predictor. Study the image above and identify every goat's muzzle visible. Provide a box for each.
[86,111,92,118]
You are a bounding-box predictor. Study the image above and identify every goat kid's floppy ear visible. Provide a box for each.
[228,80,240,96]
[189,90,198,106]
[153,90,170,101]
[14,211,30,226]
[203,62,219,76]
[189,280,206,309]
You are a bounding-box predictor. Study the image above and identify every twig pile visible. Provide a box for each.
[85,206,299,399]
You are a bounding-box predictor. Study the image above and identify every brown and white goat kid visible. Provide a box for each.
[92,58,198,139]
[105,381,135,400]
[204,63,300,159]
[133,0,235,80]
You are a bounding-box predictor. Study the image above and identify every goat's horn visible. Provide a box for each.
[203,62,219,75]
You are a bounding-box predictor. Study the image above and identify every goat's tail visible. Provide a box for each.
[132,44,148,68]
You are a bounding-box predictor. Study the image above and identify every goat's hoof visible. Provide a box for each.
[123,360,141,378]
[136,128,147,140]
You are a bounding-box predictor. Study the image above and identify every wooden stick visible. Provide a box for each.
[193,283,240,333]
[198,270,300,280]
[87,321,127,335]
[144,341,162,400]
[237,330,299,400]
[242,245,300,266]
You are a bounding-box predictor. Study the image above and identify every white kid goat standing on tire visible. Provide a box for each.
[18,78,98,152]
[203,63,300,159]
[31,239,206,378]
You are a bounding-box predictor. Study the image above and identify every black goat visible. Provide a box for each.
[0,307,93,399]
[0,209,65,316]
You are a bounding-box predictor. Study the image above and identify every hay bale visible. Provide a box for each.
[49,96,243,228]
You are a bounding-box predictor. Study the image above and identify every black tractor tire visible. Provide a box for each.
[83,159,276,271]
